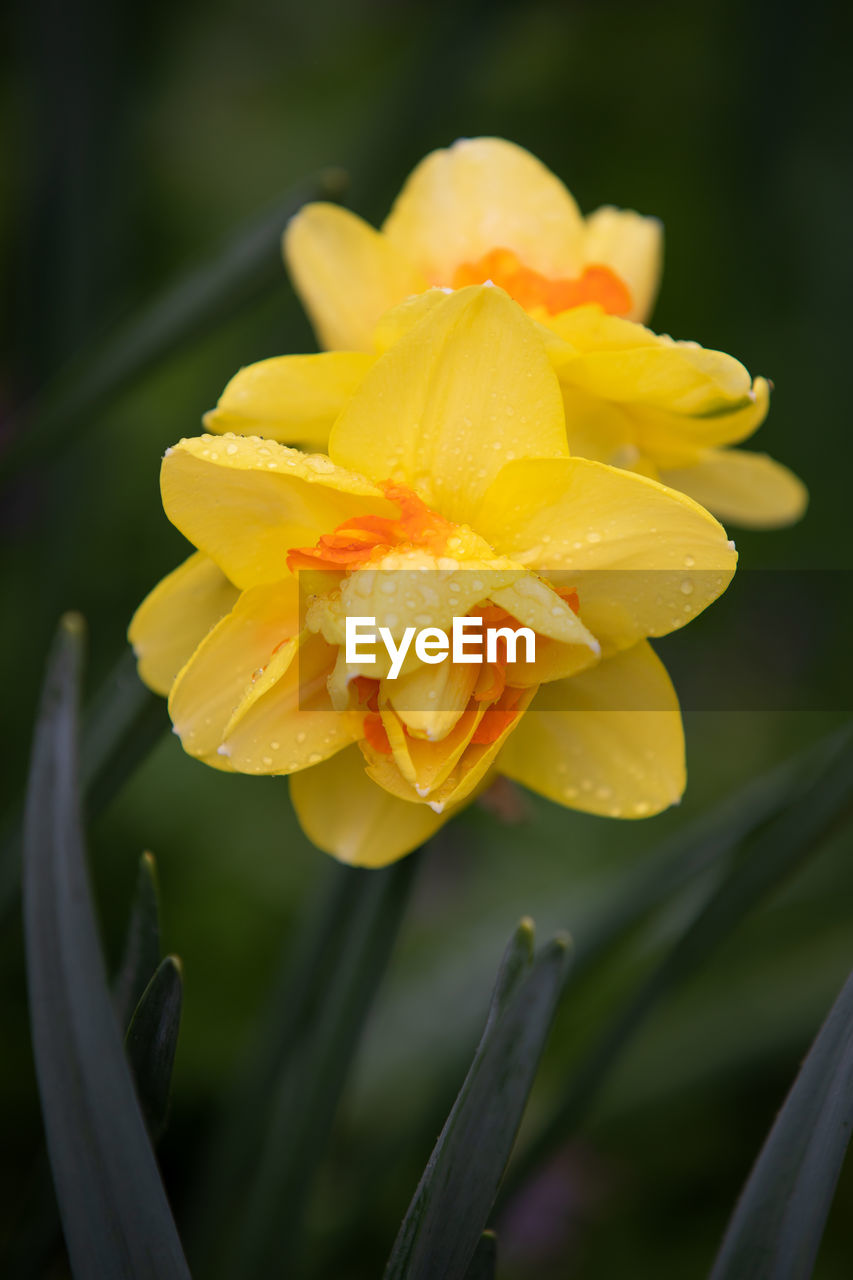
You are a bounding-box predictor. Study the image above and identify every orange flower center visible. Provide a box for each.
[451,247,632,317]
[288,487,585,765]
[287,481,454,573]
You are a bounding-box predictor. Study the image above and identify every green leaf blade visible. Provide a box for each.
[125,956,183,1144]
[4,171,348,478]
[23,615,190,1280]
[503,725,853,1204]
[710,966,853,1280]
[384,923,572,1280]
[113,850,162,1028]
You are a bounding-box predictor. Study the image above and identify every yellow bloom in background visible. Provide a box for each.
[218,136,804,529]
[131,287,736,866]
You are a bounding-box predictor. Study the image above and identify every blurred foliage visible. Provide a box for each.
[3,0,852,1275]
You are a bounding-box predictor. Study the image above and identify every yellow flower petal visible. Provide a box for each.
[290,745,447,866]
[378,702,486,796]
[203,352,374,449]
[221,631,358,774]
[550,310,762,423]
[387,659,479,742]
[560,377,771,473]
[364,686,537,813]
[583,206,663,324]
[382,137,585,283]
[129,552,240,696]
[660,448,808,528]
[161,434,392,589]
[477,456,736,651]
[168,579,300,763]
[283,203,426,351]
[329,285,568,523]
[498,641,684,817]
[371,288,450,353]
[490,577,599,648]
[639,376,771,458]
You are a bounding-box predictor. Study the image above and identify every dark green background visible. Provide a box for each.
[3,0,852,1275]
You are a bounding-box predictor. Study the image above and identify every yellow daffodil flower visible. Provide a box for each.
[131,287,736,866]
[225,136,804,529]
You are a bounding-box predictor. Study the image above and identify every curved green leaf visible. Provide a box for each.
[384,920,572,1280]
[504,723,853,1204]
[125,957,183,1144]
[23,614,190,1280]
[3,171,348,478]
[463,1231,497,1280]
[711,966,853,1279]
[1,650,167,924]
[113,851,162,1027]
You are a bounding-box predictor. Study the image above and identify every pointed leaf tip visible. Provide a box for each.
[384,923,570,1280]
[59,611,86,638]
[126,955,184,1144]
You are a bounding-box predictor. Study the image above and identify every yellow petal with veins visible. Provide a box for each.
[221,631,358,774]
[283,203,426,351]
[290,745,448,866]
[161,434,393,590]
[168,579,299,764]
[549,309,762,420]
[371,288,451,353]
[477,456,736,653]
[490,576,599,648]
[583,206,663,324]
[329,285,568,523]
[129,551,240,696]
[203,352,374,449]
[660,448,808,528]
[382,137,586,282]
[498,641,684,817]
[560,376,771,468]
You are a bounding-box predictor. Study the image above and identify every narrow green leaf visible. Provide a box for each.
[23,614,190,1280]
[488,916,535,1019]
[125,957,183,1144]
[80,649,167,816]
[462,1231,497,1280]
[3,170,347,477]
[504,724,853,1204]
[188,852,420,1278]
[1,649,167,923]
[710,966,853,1280]
[384,923,572,1280]
[113,851,162,1027]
